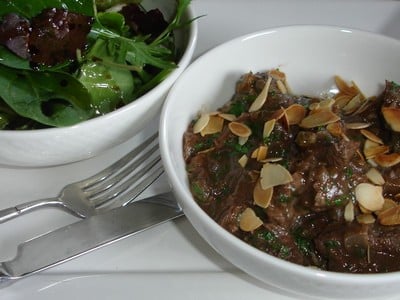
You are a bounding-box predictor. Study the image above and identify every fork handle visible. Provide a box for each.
[0,198,59,224]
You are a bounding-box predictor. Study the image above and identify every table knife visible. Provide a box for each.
[0,192,183,287]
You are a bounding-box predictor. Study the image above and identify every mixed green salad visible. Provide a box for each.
[0,0,191,129]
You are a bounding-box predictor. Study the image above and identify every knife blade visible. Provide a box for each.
[0,192,182,287]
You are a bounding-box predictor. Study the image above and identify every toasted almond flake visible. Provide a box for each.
[200,115,224,136]
[218,113,236,121]
[366,168,385,185]
[382,107,400,132]
[355,183,384,212]
[363,139,389,159]
[345,122,371,130]
[376,198,397,216]
[341,133,350,142]
[344,201,355,222]
[263,119,276,138]
[276,79,287,94]
[334,94,352,109]
[249,76,272,112]
[197,147,215,154]
[359,203,371,214]
[374,153,400,168]
[326,122,343,137]
[238,136,248,145]
[335,76,364,98]
[269,69,286,81]
[228,122,252,138]
[239,208,263,232]
[299,110,340,128]
[271,108,286,120]
[193,114,210,134]
[309,102,320,111]
[352,96,375,116]
[260,157,283,163]
[238,154,248,168]
[367,158,378,167]
[357,213,376,224]
[335,76,357,95]
[251,147,259,159]
[285,104,306,125]
[253,180,273,208]
[256,145,268,161]
[260,163,293,190]
[318,99,336,110]
[360,129,383,144]
[378,205,400,226]
[342,94,364,115]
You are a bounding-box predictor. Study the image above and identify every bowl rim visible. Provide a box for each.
[160,24,400,284]
[0,3,198,136]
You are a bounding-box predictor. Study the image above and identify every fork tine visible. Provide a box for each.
[88,154,162,207]
[95,164,165,213]
[78,133,158,189]
[83,143,159,198]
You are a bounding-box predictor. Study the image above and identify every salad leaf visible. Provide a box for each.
[0,0,194,129]
[1,0,95,19]
[0,65,93,127]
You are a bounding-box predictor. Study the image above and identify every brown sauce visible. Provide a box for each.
[183,69,400,273]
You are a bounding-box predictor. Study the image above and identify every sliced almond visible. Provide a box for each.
[342,94,364,115]
[318,99,336,111]
[382,107,400,132]
[228,122,252,138]
[256,145,268,161]
[299,110,340,128]
[378,205,400,226]
[366,168,385,185]
[363,139,389,160]
[269,69,286,81]
[238,154,248,168]
[335,76,359,96]
[357,213,376,224]
[193,114,210,134]
[374,153,400,168]
[239,208,263,232]
[260,157,283,163]
[334,94,352,109]
[249,76,272,112]
[218,113,236,121]
[200,115,224,136]
[355,183,384,212]
[376,198,397,216]
[271,107,286,120]
[326,122,343,137]
[360,129,383,144]
[276,79,288,94]
[260,163,293,190]
[285,104,306,125]
[251,147,259,159]
[238,136,249,146]
[345,122,370,130]
[253,180,273,208]
[344,201,355,222]
[263,119,276,138]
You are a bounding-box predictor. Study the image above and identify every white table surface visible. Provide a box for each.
[1,1,400,299]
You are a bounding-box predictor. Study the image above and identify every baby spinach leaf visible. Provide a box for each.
[0,46,30,70]
[0,65,93,127]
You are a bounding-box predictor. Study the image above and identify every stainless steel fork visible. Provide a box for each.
[0,133,163,223]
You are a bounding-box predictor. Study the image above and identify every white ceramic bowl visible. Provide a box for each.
[160,25,400,299]
[0,0,197,167]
